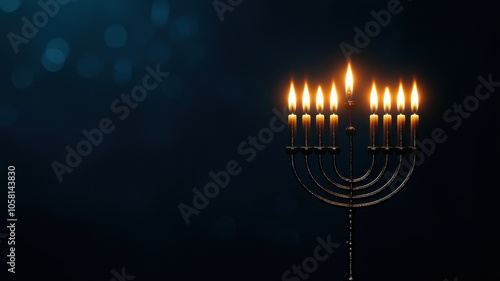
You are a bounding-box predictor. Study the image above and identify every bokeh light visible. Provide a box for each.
[104,24,128,48]
[41,49,65,72]
[150,0,169,27]
[171,14,197,41]
[11,66,34,89]
[0,0,21,13]
[47,38,70,58]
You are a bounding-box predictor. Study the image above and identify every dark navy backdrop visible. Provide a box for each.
[1,0,499,280]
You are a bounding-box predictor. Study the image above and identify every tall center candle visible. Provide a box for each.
[330,83,338,147]
[345,63,353,101]
[316,86,325,147]
[369,83,378,147]
[302,83,311,147]
[383,87,392,147]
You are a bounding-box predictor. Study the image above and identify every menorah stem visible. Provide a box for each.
[344,100,358,281]
[344,208,357,281]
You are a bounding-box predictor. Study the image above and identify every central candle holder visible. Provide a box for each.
[285,63,420,281]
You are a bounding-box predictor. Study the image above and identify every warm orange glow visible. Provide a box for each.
[370,83,378,113]
[330,82,338,113]
[383,87,391,114]
[411,81,419,113]
[288,82,296,113]
[397,83,405,113]
[303,83,310,113]
[316,86,324,113]
[345,63,353,100]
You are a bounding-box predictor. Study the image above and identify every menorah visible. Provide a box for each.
[285,63,420,281]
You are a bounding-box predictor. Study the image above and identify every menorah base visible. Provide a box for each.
[343,273,359,281]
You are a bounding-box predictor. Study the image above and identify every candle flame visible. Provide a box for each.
[397,83,405,113]
[370,83,378,113]
[411,81,419,113]
[383,87,391,114]
[288,82,296,113]
[316,86,324,113]
[330,82,338,113]
[345,63,353,101]
[303,83,310,113]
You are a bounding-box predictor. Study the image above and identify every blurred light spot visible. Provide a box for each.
[0,102,18,127]
[11,67,34,89]
[274,192,297,217]
[41,49,65,72]
[113,58,133,85]
[171,14,197,40]
[213,216,236,240]
[151,0,169,27]
[76,54,101,78]
[0,0,21,13]
[45,48,66,64]
[104,24,128,48]
[161,75,184,99]
[46,38,70,58]
[148,41,172,64]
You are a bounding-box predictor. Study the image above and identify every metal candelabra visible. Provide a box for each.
[285,65,420,281]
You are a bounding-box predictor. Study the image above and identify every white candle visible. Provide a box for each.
[396,84,405,147]
[302,83,311,147]
[410,82,419,147]
[288,82,297,146]
[316,86,325,147]
[383,87,392,147]
[329,83,338,146]
[369,83,378,147]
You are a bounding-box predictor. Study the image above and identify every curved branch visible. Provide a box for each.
[332,154,376,183]
[352,153,416,207]
[350,155,390,191]
[304,155,351,199]
[290,154,352,208]
[317,155,350,189]
[289,154,417,208]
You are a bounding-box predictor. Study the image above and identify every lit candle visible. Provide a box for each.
[410,81,419,147]
[396,83,405,147]
[369,83,378,147]
[330,83,338,146]
[383,87,392,147]
[288,82,297,147]
[302,83,311,147]
[345,63,353,101]
[316,86,325,147]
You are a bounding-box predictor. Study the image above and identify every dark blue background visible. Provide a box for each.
[1,0,499,280]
